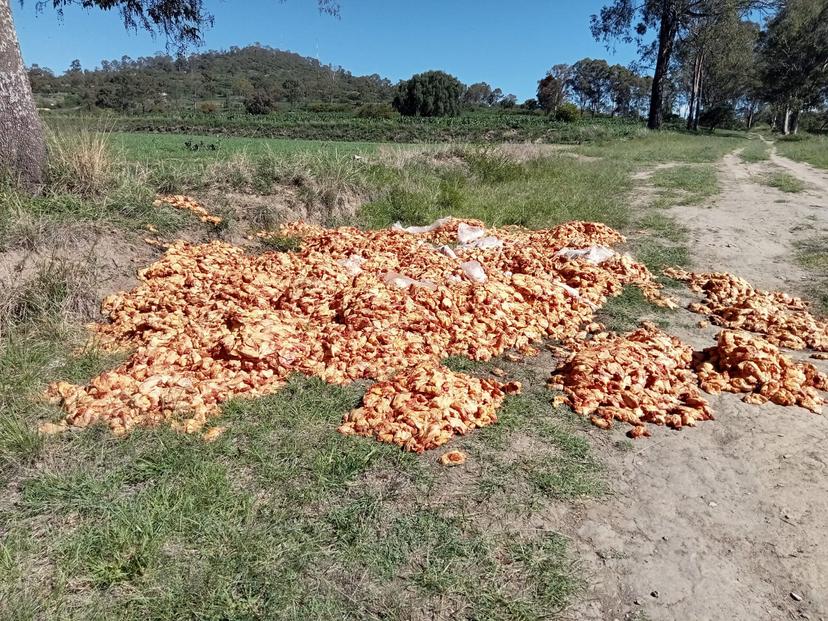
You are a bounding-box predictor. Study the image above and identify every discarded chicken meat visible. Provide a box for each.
[154,194,223,225]
[551,323,714,437]
[695,330,828,413]
[44,218,673,445]
[338,365,520,452]
[665,268,828,351]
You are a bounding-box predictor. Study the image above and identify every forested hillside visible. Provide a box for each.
[28,45,395,111]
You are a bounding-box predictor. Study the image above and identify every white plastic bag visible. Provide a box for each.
[555,245,615,265]
[382,271,437,291]
[336,254,366,276]
[462,236,504,250]
[457,222,486,244]
[437,245,458,259]
[554,281,580,299]
[460,260,487,283]
[392,217,450,235]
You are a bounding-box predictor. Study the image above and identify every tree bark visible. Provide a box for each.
[0,0,46,189]
[686,51,702,131]
[648,1,679,130]
[783,104,791,135]
[692,74,703,131]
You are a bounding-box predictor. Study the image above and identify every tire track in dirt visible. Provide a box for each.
[562,148,828,621]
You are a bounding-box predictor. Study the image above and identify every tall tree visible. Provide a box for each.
[591,0,777,129]
[536,64,571,113]
[0,0,339,188]
[462,82,494,106]
[568,58,611,114]
[758,0,828,134]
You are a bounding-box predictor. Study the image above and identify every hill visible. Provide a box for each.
[28,45,396,112]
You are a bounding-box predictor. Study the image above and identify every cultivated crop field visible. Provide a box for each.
[2,125,828,620]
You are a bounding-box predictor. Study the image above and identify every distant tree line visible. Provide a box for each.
[536,59,653,120]
[28,44,395,113]
[28,45,522,118]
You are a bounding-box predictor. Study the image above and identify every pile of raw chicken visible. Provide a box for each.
[44,211,828,448]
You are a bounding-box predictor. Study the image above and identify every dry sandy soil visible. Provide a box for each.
[565,147,828,621]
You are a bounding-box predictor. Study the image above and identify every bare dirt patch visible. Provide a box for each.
[564,148,828,621]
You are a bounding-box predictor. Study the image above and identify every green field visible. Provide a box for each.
[47,109,648,144]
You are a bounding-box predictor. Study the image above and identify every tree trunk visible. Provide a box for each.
[0,0,46,189]
[791,109,799,134]
[692,75,703,131]
[746,104,755,130]
[687,51,702,131]
[783,104,791,135]
[647,2,679,130]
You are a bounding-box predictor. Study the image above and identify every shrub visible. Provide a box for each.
[244,90,276,115]
[199,101,219,114]
[392,71,463,117]
[356,103,397,119]
[700,103,736,131]
[305,102,351,113]
[554,103,581,123]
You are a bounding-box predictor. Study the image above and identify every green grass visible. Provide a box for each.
[596,286,670,333]
[739,139,770,163]
[575,131,744,164]
[794,236,828,314]
[764,171,806,193]
[0,318,599,619]
[1,126,745,618]
[359,151,633,230]
[775,134,828,170]
[648,164,718,207]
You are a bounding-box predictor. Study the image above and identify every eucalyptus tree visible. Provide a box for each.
[591,0,778,129]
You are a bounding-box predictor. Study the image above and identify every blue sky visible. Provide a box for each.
[13,0,640,100]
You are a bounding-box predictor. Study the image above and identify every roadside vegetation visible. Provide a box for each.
[775,134,828,170]
[794,235,828,314]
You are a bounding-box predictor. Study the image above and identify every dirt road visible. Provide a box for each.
[565,147,828,621]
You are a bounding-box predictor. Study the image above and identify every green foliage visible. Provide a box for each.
[700,103,737,131]
[392,70,464,117]
[355,102,397,119]
[54,109,645,144]
[32,42,386,112]
[555,102,581,122]
[243,90,276,115]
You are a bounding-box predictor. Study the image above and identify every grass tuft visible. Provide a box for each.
[764,171,806,193]
[46,123,119,197]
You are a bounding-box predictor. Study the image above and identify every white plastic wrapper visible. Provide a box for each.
[457,222,486,244]
[437,245,458,259]
[336,254,366,276]
[461,236,504,250]
[392,217,450,235]
[382,271,438,291]
[460,260,487,283]
[555,281,580,299]
[555,245,615,265]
